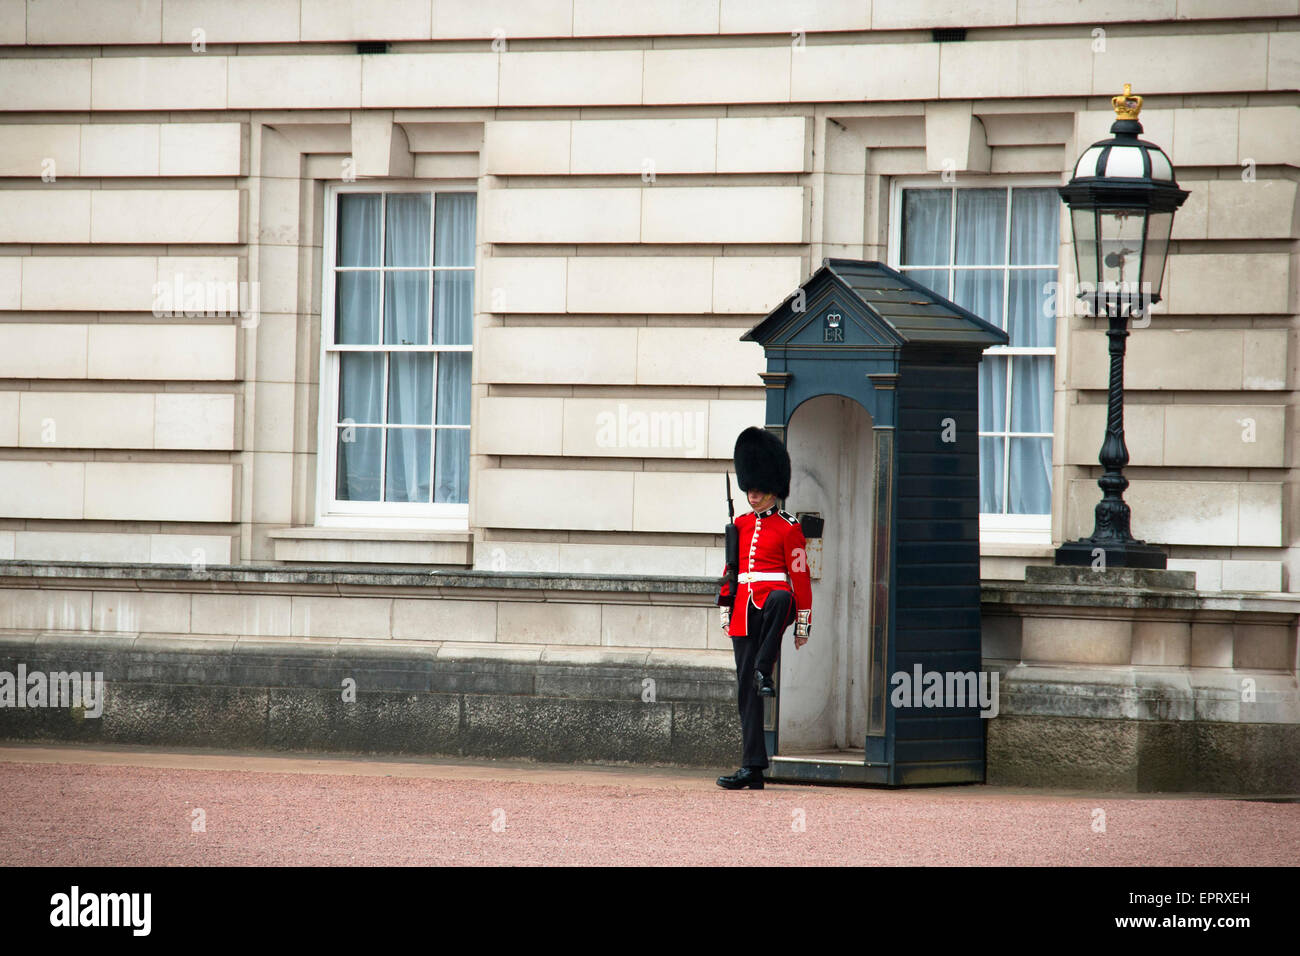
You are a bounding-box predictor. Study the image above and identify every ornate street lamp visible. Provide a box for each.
[1055,84,1189,569]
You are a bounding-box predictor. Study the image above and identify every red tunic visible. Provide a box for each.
[717,505,813,638]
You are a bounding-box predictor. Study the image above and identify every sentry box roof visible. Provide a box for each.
[741,259,1009,352]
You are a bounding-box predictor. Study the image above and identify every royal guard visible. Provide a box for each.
[715,426,812,791]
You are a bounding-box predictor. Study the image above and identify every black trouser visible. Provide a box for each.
[732,588,794,770]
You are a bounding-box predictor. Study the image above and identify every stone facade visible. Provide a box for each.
[1,2,1298,787]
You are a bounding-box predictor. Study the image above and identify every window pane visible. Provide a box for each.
[385,428,431,503]
[434,194,476,267]
[979,436,1005,514]
[979,355,1007,434]
[384,271,430,345]
[385,193,431,267]
[387,353,434,424]
[336,426,381,501]
[902,268,948,298]
[337,194,380,267]
[335,272,379,344]
[1010,188,1059,265]
[434,429,469,504]
[1009,437,1051,514]
[339,352,383,424]
[901,190,951,266]
[955,188,1006,265]
[388,354,433,425]
[433,271,473,345]
[436,353,470,425]
[954,269,1004,328]
[1008,268,1058,348]
[1010,356,1053,434]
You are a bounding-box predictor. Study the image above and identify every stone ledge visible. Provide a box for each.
[987,661,1300,724]
[0,560,718,598]
[0,632,734,684]
[982,579,1300,615]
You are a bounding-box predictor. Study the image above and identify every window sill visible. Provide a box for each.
[268,527,473,566]
[980,542,1055,559]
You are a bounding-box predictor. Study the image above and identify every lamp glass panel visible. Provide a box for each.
[1074,146,1104,179]
[1140,210,1173,301]
[1148,150,1173,182]
[1071,207,1098,287]
[1103,145,1145,178]
[1097,207,1146,293]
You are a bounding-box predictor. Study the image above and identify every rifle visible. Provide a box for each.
[722,473,739,612]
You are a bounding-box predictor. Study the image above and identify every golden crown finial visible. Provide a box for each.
[1112,83,1142,120]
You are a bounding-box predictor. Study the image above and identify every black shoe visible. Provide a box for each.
[754,669,776,697]
[716,767,765,790]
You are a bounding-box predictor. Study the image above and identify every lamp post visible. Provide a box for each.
[1055,84,1189,570]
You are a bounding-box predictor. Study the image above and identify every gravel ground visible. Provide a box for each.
[1,745,1296,866]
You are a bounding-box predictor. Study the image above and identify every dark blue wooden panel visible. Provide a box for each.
[896,607,982,630]
[897,497,979,520]
[897,541,978,563]
[895,517,979,542]
[893,650,985,672]
[894,737,986,762]
[894,628,984,651]
[897,451,976,476]
[896,563,978,586]
[895,584,983,607]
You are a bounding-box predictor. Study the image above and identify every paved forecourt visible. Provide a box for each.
[0,744,1294,867]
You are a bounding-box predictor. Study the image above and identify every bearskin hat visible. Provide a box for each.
[734,426,790,500]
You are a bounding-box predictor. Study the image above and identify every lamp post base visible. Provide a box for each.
[1054,539,1167,570]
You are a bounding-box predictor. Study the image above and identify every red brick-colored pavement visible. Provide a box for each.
[0,744,1296,866]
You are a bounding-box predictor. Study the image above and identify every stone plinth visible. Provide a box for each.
[982,568,1300,794]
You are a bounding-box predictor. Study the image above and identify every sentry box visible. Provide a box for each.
[741,259,1008,786]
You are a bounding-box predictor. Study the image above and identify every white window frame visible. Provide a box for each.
[887,175,1061,543]
[316,181,476,531]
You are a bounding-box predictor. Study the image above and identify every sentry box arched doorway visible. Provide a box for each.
[741,260,1007,786]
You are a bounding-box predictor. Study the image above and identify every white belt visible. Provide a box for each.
[738,572,788,584]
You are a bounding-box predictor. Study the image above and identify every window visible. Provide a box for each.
[891,183,1059,530]
[319,186,476,527]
